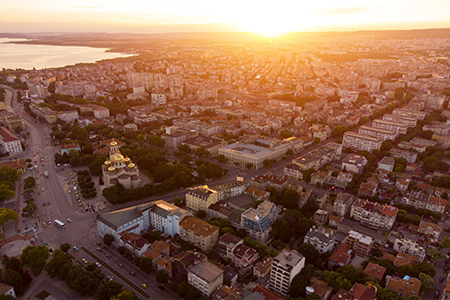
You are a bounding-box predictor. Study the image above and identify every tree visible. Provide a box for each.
[0,166,20,182]
[298,243,320,264]
[427,247,446,262]
[441,237,450,248]
[196,210,207,219]
[245,163,253,169]
[95,281,124,300]
[176,281,190,298]
[139,256,153,274]
[155,269,169,285]
[59,243,71,253]
[418,273,434,293]
[0,184,15,201]
[281,189,300,209]
[403,296,421,300]
[289,264,314,298]
[0,207,18,227]
[185,285,201,300]
[45,249,72,279]
[103,234,114,246]
[111,290,137,300]
[377,288,399,300]
[20,245,50,275]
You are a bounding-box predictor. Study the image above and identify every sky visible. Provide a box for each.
[2,0,450,36]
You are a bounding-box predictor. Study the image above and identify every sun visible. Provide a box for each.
[234,7,301,38]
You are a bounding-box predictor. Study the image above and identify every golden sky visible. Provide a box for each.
[2,0,450,35]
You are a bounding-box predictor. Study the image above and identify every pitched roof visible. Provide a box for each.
[386,276,421,296]
[189,260,223,282]
[363,262,386,281]
[180,216,219,237]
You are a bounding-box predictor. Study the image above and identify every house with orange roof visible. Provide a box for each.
[426,195,447,214]
[418,220,443,240]
[120,232,152,257]
[157,257,172,278]
[328,243,352,269]
[393,252,420,267]
[385,276,421,298]
[350,199,398,231]
[363,262,386,282]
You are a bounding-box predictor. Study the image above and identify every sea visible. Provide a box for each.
[0,38,134,70]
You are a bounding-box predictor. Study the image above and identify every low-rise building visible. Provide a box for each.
[232,244,259,274]
[393,233,426,262]
[217,233,243,260]
[333,193,355,217]
[254,257,272,279]
[188,260,224,297]
[306,277,333,300]
[341,154,368,174]
[350,199,398,231]
[328,243,352,269]
[377,156,395,172]
[179,217,219,252]
[418,220,442,241]
[0,127,22,154]
[304,227,336,254]
[363,262,386,282]
[346,230,373,257]
[389,148,418,163]
[385,276,421,299]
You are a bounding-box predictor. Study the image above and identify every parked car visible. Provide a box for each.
[73,246,78,251]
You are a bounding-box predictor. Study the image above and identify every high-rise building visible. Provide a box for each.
[269,249,305,296]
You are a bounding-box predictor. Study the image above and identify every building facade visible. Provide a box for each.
[241,200,278,243]
[270,249,305,296]
[342,131,382,152]
[179,216,219,252]
[186,185,220,212]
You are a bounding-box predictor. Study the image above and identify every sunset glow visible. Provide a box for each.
[2,0,450,33]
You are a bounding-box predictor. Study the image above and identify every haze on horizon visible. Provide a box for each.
[3,0,450,37]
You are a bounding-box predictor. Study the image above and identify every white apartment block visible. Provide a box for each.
[383,114,417,127]
[304,227,336,254]
[57,110,79,123]
[342,132,382,152]
[350,199,398,231]
[270,250,305,296]
[393,237,426,262]
[358,125,397,141]
[0,127,22,154]
[148,200,192,238]
[151,94,167,105]
[372,119,408,135]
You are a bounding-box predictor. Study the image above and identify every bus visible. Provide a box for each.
[54,219,65,228]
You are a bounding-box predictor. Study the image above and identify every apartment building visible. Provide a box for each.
[269,249,305,297]
[392,108,427,120]
[188,260,223,297]
[372,119,408,135]
[393,234,426,262]
[179,216,219,252]
[80,104,110,119]
[332,194,354,217]
[241,200,277,243]
[284,163,304,181]
[57,110,79,123]
[426,195,447,214]
[432,133,450,148]
[186,186,219,212]
[232,244,259,274]
[292,142,342,171]
[389,148,418,163]
[211,181,249,201]
[341,153,368,174]
[350,199,398,231]
[377,156,395,172]
[418,220,442,240]
[358,125,397,141]
[342,131,382,152]
[217,233,243,260]
[0,127,22,154]
[346,230,374,257]
[148,200,192,238]
[383,114,417,127]
[303,227,336,254]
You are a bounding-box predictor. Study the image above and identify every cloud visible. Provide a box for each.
[314,7,365,16]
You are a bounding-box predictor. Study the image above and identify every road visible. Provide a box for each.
[1,85,177,299]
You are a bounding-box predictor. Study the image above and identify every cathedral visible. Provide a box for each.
[102,140,140,189]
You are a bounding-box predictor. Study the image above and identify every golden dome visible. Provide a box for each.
[113,154,124,162]
[108,166,116,172]
[128,163,135,168]
[124,157,131,162]
[104,160,111,165]
[110,140,118,147]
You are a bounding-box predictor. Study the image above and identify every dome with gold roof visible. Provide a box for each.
[124,157,131,163]
[113,154,124,162]
[110,140,118,147]
[108,166,116,172]
[128,163,135,168]
[104,160,111,165]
